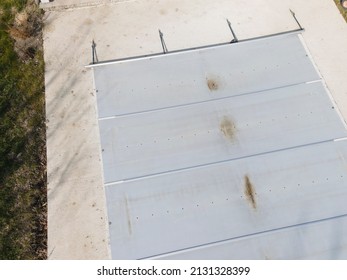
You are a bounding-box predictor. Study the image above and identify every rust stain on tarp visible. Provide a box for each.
[220,116,236,141]
[244,175,256,209]
[207,78,219,91]
[124,197,132,235]
[206,74,225,91]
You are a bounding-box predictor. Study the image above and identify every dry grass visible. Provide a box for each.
[9,0,43,61]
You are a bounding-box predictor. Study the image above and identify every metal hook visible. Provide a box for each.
[290,10,304,30]
[92,40,98,64]
[158,29,168,54]
[226,19,238,43]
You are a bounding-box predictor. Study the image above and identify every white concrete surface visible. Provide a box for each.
[43,0,347,259]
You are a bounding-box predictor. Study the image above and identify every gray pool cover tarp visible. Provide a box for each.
[91,32,347,259]
[94,33,318,118]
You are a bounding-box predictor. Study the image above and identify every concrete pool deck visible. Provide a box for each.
[42,0,347,259]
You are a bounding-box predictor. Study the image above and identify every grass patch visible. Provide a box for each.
[0,0,46,259]
[334,0,347,21]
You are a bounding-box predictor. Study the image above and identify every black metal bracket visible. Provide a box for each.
[290,10,304,30]
[158,29,168,54]
[226,19,238,43]
[92,40,98,64]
